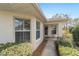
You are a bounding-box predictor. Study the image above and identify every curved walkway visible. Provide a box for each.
[41,38,57,56]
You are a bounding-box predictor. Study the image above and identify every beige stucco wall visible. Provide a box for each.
[0,10,44,51]
[31,17,44,51]
[0,10,34,43]
[0,11,15,43]
[57,23,63,37]
[35,20,44,51]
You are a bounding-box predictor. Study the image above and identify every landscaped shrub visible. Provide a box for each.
[69,27,74,33]
[57,38,72,47]
[62,29,73,47]
[56,28,79,56]
[0,43,17,52]
[72,25,79,47]
[63,29,72,39]
[0,43,32,56]
[59,46,79,56]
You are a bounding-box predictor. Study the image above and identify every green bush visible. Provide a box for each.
[72,29,79,47]
[62,29,73,47]
[0,43,32,56]
[57,38,72,47]
[71,25,79,47]
[0,43,17,52]
[59,46,79,56]
[73,25,79,30]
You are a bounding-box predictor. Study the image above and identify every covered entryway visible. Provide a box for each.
[44,19,66,38]
[44,24,58,38]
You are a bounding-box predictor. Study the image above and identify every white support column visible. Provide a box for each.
[48,25,51,37]
[40,22,44,43]
[30,17,36,51]
[57,23,63,37]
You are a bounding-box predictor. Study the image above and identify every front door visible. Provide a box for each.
[44,26,48,35]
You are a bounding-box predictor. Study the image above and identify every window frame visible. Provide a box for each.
[36,20,40,40]
[15,18,30,31]
[51,25,57,34]
[14,17,30,42]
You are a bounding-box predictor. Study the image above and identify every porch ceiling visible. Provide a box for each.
[0,3,46,22]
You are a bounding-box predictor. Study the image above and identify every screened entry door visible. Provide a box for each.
[45,26,48,35]
[15,18,30,43]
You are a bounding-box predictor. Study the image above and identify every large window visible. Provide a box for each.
[36,21,40,40]
[15,18,30,42]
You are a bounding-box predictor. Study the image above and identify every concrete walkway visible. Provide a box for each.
[41,38,57,56]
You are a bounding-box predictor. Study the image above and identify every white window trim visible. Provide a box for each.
[15,17,31,42]
[15,18,30,31]
[36,20,41,40]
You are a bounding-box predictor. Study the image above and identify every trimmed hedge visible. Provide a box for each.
[56,37,79,56]
[0,43,18,52]
[72,25,79,47]
[57,37,72,47]
[72,30,79,47]
[59,46,79,56]
[0,43,32,56]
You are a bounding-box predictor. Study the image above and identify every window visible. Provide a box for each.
[15,18,30,42]
[15,19,23,30]
[24,20,30,30]
[51,25,57,34]
[36,21,40,40]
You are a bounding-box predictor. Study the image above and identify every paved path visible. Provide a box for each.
[41,38,57,56]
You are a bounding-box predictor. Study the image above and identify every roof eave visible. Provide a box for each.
[32,3,47,22]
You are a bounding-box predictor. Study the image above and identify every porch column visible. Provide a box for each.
[57,23,63,37]
[48,25,51,37]
[30,17,36,51]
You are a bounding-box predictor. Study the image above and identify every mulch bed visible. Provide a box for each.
[32,39,48,56]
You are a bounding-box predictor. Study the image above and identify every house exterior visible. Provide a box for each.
[0,3,67,51]
[45,19,68,39]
